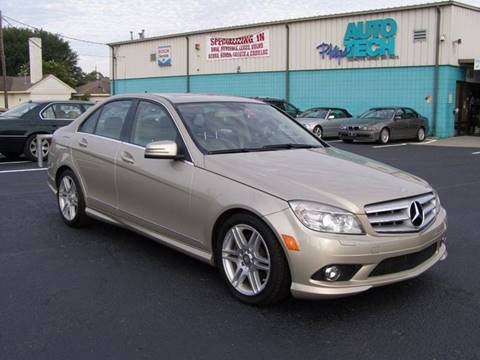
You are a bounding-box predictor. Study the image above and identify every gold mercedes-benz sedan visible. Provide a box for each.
[47,94,447,304]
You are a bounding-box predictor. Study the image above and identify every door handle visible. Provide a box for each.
[121,151,135,164]
[78,138,88,147]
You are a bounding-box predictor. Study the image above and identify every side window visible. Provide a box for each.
[41,105,56,119]
[404,109,417,119]
[284,103,297,114]
[330,110,347,119]
[42,103,84,119]
[395,109,405,119]
[95,100,132,140]
[131,101,179,147]
[79,108,101,133]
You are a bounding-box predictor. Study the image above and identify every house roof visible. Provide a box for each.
[75,78,110,95]
[0,76,34,92]
[0,74,76,93]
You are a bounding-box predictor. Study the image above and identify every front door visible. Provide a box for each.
[115,100,198,247]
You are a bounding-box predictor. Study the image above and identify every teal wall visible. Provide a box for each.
[112,65,466,138]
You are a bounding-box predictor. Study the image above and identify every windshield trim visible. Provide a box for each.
[172,101,329,156]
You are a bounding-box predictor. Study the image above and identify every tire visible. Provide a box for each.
[57,170,89,227]
[416,127,426,142]
[1,152,22,160]
[215,212,291,305]
[342,139,353,143]
[378,128,390,144]
[313,126,323,138]
[23,134,50,162]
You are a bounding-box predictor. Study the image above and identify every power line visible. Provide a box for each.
[2,14,107,46]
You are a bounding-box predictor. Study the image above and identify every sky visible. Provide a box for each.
[2,0,480,76]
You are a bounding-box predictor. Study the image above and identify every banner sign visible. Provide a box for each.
[317,18,397,63]
[206,30,270,61]
[157,45,172,66]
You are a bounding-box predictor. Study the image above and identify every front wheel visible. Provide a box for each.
[24,134,50,162]
[416,127,426,142]
[215,213,291,305]
[313,126,323,138]
[378,128,390,144]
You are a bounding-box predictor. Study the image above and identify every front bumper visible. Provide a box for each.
[338,129,380,142]
[263,207,447,299]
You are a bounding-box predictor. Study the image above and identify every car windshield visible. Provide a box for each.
[176,102,323,154]
[360,109,395,119]
[0,102,40,118]
[298,109,328,118]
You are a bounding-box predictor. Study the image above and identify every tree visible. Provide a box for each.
[3,26,84,87]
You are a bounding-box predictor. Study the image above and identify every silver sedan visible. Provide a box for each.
[296,107,352,138]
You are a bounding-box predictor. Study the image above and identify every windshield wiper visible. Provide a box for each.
[262,143,320,150]
[207,148,263,154]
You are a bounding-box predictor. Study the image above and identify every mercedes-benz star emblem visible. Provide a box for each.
[409,201,424,227]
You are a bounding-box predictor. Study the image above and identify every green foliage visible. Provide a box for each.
[3,26,94,87]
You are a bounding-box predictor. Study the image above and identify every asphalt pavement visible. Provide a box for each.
[0,141,479,360]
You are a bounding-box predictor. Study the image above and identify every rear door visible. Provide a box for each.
[115,100,198,246]
[404,108,421,138]
[40,103,85,131]
[71,99,134,215]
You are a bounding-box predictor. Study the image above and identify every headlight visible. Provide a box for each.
[305,123,316,129]
[289,201,363,234]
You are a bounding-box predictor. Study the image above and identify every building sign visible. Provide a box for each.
[206,30,270,61]
[157,45,172,66]
[317,18,397,63]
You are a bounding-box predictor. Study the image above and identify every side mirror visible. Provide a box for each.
[328,115,335,120]
[394,115,403,121]
[144,140,184,160]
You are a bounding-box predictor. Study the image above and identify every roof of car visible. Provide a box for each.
[28,100,94,105]
[304,107,348,111]
[111,93,265,104]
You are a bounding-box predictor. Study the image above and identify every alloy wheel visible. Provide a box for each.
[221,224,271,296]
[313,126,322,138]
[418,128,425,141]
[30,138,50,159]
[58,175,78,221]
[380,129,389,144]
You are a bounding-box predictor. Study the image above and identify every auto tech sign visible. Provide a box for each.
[206,30,270,61]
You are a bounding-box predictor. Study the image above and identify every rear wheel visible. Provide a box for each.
[313,126,323,138]
[378,128,390,144]
[24,134,50,162]
[57,170,89,227]
[416,127,426,142]
[215,213,291,305]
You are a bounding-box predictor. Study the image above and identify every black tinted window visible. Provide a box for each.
[131,101,179,147]
[95,101,132,140]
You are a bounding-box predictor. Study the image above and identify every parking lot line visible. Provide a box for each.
[0,161,31,165]
[372,143,407,149]
[0,168,47,174]
[411,139,438,145]
[473,151,480,155]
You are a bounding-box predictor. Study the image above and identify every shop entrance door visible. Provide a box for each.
[455,81,480,136]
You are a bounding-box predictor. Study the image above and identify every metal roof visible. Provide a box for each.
[108,1,480,46]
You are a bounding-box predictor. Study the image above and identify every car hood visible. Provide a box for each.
[203,147,431,214]
[297,117,322,125]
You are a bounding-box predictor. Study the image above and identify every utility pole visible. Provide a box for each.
[0,11,8,109]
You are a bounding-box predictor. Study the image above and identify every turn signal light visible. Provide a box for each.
[281,234,300,251]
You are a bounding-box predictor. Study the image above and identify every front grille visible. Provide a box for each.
[369,243,438,277]
[364,193,438,233]
[348,126,360,130]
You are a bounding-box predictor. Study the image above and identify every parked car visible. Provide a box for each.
[0,100,94,161]
[48,94,447,305]
[338,107,428,144]
[252,97,301,117]
[297,107,352,138]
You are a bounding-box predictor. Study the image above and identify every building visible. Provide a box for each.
[108,1,480,138]
[73,77,110,102]
[0,38,76,108]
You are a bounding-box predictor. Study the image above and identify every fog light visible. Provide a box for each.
[324,266,341,282]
